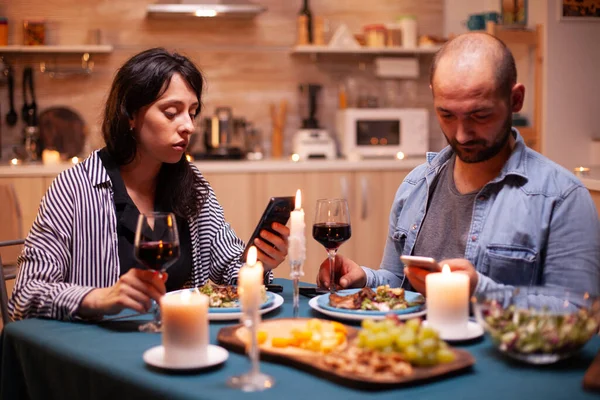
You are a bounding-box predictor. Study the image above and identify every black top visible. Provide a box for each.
[98,148,192,292]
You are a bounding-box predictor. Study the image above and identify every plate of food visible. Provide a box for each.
[217,317,474,389]
[169,283,284,321]
[309,285,427,321]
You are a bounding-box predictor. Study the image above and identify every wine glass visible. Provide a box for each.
[312,199,351,294]
[134,212,180,333]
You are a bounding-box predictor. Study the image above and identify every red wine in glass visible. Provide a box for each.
[135,241,180,271]
[313,199,351,294]
[134,212,180,333]
[312,223,351,250]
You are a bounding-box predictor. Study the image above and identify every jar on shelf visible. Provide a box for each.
[23,19,46,45]
[398,15,417,49]
[385,23,402,47]
[363,24,386,48]
[0,18,8,46]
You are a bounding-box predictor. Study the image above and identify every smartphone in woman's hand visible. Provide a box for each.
[400,255,442,272]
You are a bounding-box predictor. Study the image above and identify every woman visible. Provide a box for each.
[8,48,289,321]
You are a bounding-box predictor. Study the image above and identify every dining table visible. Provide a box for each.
[1,278,598,400]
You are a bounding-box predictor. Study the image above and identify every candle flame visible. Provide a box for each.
[442,264,451,274]
[71,156,79,164]
[295,189,302,210]
[247,246,257,266]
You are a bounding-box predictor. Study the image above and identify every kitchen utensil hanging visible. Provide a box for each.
[5,65,17,126]
[21,66,37,126]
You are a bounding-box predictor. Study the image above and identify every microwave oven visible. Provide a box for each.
[336,108,429,159]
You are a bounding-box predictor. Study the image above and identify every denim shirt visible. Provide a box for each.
[363,129,600,296]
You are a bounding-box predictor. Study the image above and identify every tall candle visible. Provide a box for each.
[289,189,305,262]
[161,290,209,365]
[425,264,469,339]
[238,246,264,311]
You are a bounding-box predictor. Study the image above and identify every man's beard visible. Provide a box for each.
[443,114,512,163]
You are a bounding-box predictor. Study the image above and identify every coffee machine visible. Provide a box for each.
[292,84,336,160]
[196,106,245,160]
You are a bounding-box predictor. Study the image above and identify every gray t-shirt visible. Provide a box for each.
[412,155,477,261]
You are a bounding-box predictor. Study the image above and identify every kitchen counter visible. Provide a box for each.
[0,157,426,177]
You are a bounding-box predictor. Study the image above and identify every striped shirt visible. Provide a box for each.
[8,150,260,321]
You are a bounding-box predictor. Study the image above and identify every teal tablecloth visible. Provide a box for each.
[1,278,599,400]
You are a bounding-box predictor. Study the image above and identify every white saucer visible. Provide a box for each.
[422,320,484,341]
[143,344,228,370]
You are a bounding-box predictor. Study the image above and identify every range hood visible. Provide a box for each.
[147,0,267,18]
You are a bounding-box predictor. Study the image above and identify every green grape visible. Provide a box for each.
[418,326,439,342]
[375,332,394,349]
[420,338,438,354]
[403,345,421,362]
[405,318,421,332]
[394,330,416,351]
[365,333,379,349]
[362,319,375,331]
[436,348,456,363]
[357,331,369,347]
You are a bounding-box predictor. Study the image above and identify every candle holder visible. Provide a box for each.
[227,303,274,391]
[227,248,274,392]
[289,236,305,318]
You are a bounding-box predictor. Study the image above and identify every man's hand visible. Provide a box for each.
[316,254,366,290]
[254,222,289,271]
[405,258,478,296]
[78,268,167,319]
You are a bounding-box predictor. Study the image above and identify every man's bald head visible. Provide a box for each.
[430,32,517,99]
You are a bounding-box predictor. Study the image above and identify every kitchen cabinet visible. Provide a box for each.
[0,165,412,284]
[0,177,45,236]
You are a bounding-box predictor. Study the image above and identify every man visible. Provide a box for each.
[317,32,600,297]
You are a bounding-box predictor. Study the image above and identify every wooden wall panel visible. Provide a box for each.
[0,0,445,157]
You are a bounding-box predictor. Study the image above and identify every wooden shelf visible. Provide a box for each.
[0,45,113,54]
[494,29,537,46]
[291,45,441,55]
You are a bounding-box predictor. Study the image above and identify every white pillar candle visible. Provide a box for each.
[425,264,469,339]
[42,150,61,165]
[161,290,209,365]
[289,189,305,262]
[238,246,264,311]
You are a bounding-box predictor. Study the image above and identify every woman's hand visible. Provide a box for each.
[405,258,479,296]
[317,254,366,290]
[254,222,289,271]
[78,268,167,319]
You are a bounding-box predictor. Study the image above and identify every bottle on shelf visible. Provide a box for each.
[298,0,313,45]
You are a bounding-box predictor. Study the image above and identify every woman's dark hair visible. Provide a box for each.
[102,47,208,218]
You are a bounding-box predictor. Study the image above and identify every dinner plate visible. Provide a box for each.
[143,344,228,371]
[309,295,427,322]
[210,293,284,321]
[167,289,280,320]
[316,288,426,316]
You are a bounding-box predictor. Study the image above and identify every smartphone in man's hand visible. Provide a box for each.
[400,255,442,272]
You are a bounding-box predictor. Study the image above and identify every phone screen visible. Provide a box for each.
[241,196,294,262]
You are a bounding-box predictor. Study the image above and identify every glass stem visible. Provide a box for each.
[328,249,337,294]
[152,299,161,327]
[293,277,299,318]
[249,310,260,377]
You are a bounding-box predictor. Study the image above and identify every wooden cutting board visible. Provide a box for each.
[583,349,600,392]
[217,318,475,389]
